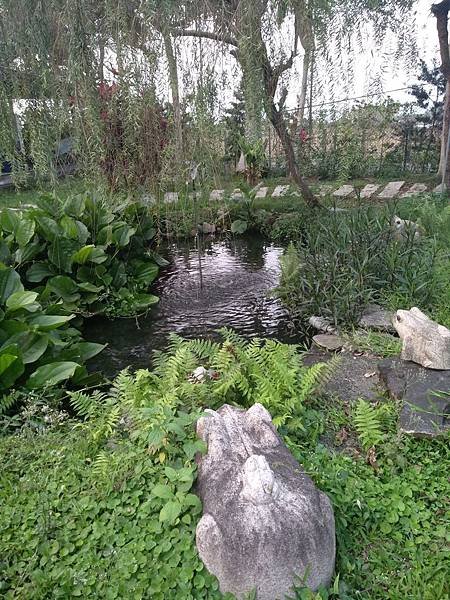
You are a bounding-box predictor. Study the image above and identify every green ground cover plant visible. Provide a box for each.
[1,333,448,599]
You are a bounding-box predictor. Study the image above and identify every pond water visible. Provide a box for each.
[87,234,305,377]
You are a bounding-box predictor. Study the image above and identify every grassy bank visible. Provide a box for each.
[1,334,449,599]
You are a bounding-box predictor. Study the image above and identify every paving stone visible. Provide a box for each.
[319,185,334,197]
[378,358,450,438]
[358,304,395,333]
[400,183,428,197]
[164,192,178,203]
[255,186,268,198]
[333,185,354,198]
[141,193,157,205]
[313,334,345,351]
[378,181,405,198]
[272,185,290,197]
[359,184,380,199]
[188,191,202,200]
[304,350,380,401]
[209,189,225,201]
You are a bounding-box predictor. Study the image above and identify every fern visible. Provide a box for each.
[0,391,19,415]
[354,399,385,450]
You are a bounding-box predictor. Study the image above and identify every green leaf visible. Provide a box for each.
[133,260,159,286]
[15,219,35,247]
[112,223,135,247]
[6,291,39,312]
[88,247,108,264]
[47,276,81,303]
[77,282,103,293]
[60,342,106,362]
[48,238,79,272]
[63,196,85,219]
[0,268,24,304]
[26,262,54,283]
[27,361,80,389]
[5,332,48,364]
[0,208,20,233]
[159,501,182,524]
[0,344,24,389]
[72,245,95,264]
[29,314,74,331]
[231,220,248,234]
[152,484,174,500]
[60,215,79,239]
[35,215,61,241]
[19,239,43,263]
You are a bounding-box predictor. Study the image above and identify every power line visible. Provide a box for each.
[287,84,436,112]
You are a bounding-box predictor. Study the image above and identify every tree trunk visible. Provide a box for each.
[268,100,319,206]
[162,29,183,155]
[438,81,450,184]
[297,49,310,128]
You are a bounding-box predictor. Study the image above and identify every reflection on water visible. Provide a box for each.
[87,234,304,376]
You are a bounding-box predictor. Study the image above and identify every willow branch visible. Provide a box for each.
[171,28,238,47]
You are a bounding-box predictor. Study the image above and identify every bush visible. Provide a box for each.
[276,204,447,328]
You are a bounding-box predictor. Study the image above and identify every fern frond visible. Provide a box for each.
[354,399,384,450]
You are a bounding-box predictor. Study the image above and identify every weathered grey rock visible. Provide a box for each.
[394,307,450,370]
[195,404,335,599]
[164,192,178,203]
[188,191,202,200]
[359,304,395,333]
[308,315,337,334]
[400,183,427,197]
[378,358,450,437]
[378,181,405,198]
[272,185,290,197]
[255,186,269,198]
[359,184,380,199]
[432,183,447,194]
[332,185,354,198]
[313,334,344,351]
[141,193,157,206]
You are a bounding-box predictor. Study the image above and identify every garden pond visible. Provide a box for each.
[87,234,305,376]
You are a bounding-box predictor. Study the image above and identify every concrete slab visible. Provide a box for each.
[272,185,290,197]
[255,186,268,199]
[360,184,380,199]
[333,185,354,198]
[209,189,225,201]
[378,181,405,198]
[400,183,428,197]
[164,192,178,204]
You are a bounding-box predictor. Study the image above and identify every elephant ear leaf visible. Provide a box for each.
[0,268,24,304]
[27,361,80,389]
[15,219,36,247]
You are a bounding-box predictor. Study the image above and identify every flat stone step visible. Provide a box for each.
[333,185,354,198]
[378,181,405,198]
[319,185,334,197]
[231,188,244,200]
[359,184,380,199]
[255,186,268,198]
[358,304,395,333]
[313,334,345,351]
[272,185,290,197]
[378,358,450,438]
[400,183,428,197]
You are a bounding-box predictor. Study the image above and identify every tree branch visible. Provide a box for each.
[432,1,450,79]
[171,28,238,47]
